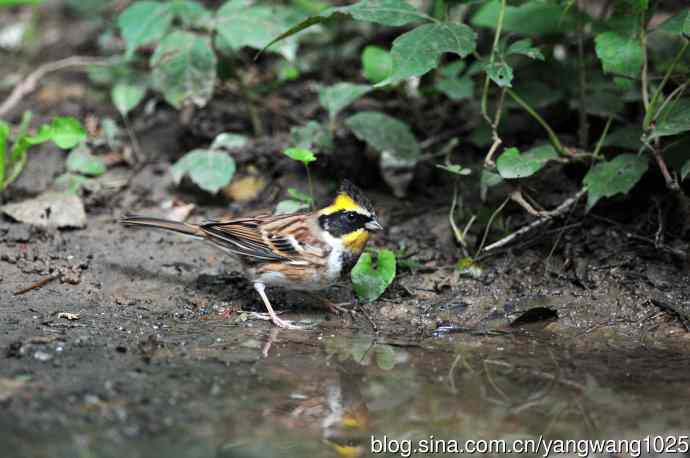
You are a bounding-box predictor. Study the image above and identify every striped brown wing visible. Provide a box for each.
[199,213,325,263]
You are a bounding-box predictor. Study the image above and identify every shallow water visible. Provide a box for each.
[4,320,690,458]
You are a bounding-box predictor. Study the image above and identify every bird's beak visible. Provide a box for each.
[365,220,383,232]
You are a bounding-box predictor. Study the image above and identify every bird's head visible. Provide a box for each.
[318,180,382,253]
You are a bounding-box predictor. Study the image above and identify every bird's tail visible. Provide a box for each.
[120,215,204,239]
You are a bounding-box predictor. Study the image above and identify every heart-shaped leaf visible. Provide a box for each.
[496,145,557,179]
[351,249,396,303]
[346,111,420,162]
[319,83,371,121]
[362,45,393,84]
[171,149,236,194]
[284,147,316,165]
[27,117,87,149]
[381,23,477,85]
[66,145,106,176]
[583,153,648,210]
[118,1,173,58]
[112,82,146,116]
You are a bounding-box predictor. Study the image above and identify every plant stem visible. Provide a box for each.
[480,0,507,124]
[640,12,650,111]
[576,1,589,148]
[506,88,565,155]
[305,164,315,210]
[643,40,689,130]
[592,116,612,160]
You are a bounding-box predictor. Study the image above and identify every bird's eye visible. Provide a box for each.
[347,212,357,221]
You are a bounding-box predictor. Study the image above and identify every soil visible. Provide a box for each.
[2,3,690,457]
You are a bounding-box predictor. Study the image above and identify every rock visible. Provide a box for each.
[1,192,86,228]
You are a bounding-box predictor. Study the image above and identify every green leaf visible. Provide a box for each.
[216,0,298,60]
[648,98,690,140]
[480,170,503,201]
[66,145,106,176]
[0,0,43,5]
[361,45,393,84]
[381,23,477,85]
[472,0,576,35]
[170,0,213,29]
[284,147,316,165]
[171,149,236,194]
[351,249,396,303]
[27,117,87,149]
[260,0,430,56]
[436,163,471,175]
[435,75,474,101]
[506,39,544,60]
[275,199,309,214]
[601,126,643,150]
[151,31,217,108]
[484,61,513,87]
[210,133,249,150]
[117,1,173,58]
[319,83,371,121]
[496,145,558,179]
[290,121,333,152]
[52,173,91,194]
[112,82,146,116]
[287,187,313,204]
[682,160,690,181]
[583,154,648,211]
[345,111,420,161]
[594,31,642,89]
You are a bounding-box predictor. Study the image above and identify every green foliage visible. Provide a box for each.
[112,82,146,116]
[151,31,217,108]
[496,145,558,179]
[27,117,87,149]
[594,31,643,89]
[66,145,106,177]
[484,61,513,87]
[583,154,649,211]
[275,188,312,214]
[0,114,86,192]
[682,160,690,181]
[284,147,316,166]
[351,249,396,303]
[345,112,420,161]
[471,0,576,34]
[647,98,690,140]
[118,1,174,58]
[171,132,241,193]
[361,46,393,84]
[319,83,371,122]
[382,23,477,85]
[290,121,333,153]
[436,163,471,176]
[0,0,43,6]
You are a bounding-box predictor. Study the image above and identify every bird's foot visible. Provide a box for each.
[326,301,356,315]
[247,312,304,330]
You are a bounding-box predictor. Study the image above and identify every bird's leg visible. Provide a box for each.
[253,282,302,330]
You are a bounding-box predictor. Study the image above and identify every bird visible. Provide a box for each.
[120,180,383,329]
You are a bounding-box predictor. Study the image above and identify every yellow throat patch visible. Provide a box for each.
[342,229,369,253]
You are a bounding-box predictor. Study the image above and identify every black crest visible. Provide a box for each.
[340,179,375,215]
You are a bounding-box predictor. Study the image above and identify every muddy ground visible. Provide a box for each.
[3,3,690,456]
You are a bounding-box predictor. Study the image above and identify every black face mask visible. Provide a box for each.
[318,210,372,237]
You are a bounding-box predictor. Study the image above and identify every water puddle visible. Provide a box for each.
[4,324,690,457]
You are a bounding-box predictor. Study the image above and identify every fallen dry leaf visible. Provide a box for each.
[1,192,86,228]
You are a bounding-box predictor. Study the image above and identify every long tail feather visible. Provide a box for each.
[120,215,203,238]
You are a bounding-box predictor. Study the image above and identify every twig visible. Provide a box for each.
[475,195,510,256]
[14,273,58,295]
[650,144,679,191]
[482,188,587,252]
[0,56,107,118]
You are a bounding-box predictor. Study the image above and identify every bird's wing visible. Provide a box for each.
[199,213,327,263]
